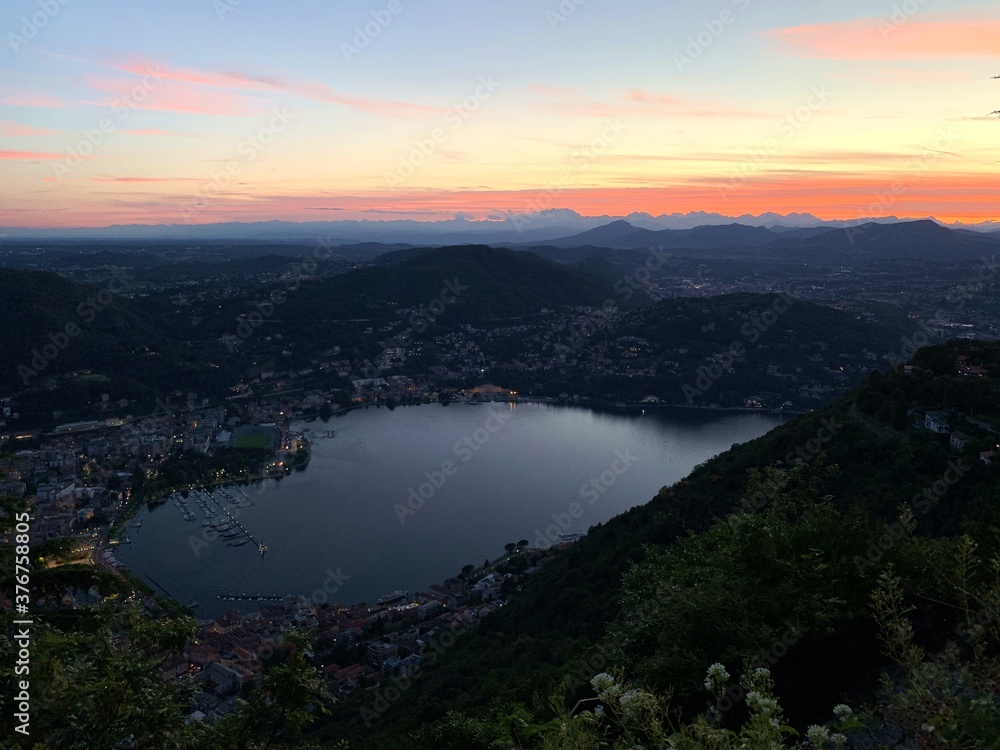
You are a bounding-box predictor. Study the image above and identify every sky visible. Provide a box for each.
[1,0,998,228]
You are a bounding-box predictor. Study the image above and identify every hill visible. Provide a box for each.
[0,269,238,426]
[767,219,1000,263]
[494,293,917,410]
[537,219,1000,264]
[540,221,781,251]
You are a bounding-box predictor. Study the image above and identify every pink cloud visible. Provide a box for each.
[0,121,57,136]
[121,128,201,137]
[1,94,72,109]
[0,150,64,160]
[107,56,436,118]
[530,85,767,119]
[624,89,681,106]
[84,75,250,115]
[764,17,1000,60]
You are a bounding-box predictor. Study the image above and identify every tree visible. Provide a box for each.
[504,542,516,553]
[0,603,200,747]
[209,630,335,749]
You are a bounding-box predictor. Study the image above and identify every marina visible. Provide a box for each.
[217,592,299,603]
[163,486,269,554]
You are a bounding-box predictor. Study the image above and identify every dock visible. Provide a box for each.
[204,489,268,554]
[216,593,299,603]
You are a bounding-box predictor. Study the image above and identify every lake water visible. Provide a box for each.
[117,402,783,617]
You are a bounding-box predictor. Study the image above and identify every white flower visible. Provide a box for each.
[746,690,779,716]
[832,704,852,720]
[704,662,730,693]
[593,705,604,717]
[831,733,847,748]
[753,667,771,680]
[591,673,615,693]
[806,725,831,746]
[707,662,730,681]
[619,689,651,720]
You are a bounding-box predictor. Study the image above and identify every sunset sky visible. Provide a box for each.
[2,0,998,228]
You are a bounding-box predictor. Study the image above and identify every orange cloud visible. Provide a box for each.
[90,177,201,183]
[28,171,992,227]
[624,89,682,106]
[764,17,1000,60]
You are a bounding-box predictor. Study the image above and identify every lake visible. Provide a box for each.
[117,402,783,617]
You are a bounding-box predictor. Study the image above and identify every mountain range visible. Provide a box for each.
[4,210,999,245]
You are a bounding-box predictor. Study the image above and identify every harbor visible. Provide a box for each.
[167,484,269,554]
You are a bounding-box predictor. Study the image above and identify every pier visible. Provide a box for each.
[203,489,268,554]
[146,574,174,599]
[216,593,300,603]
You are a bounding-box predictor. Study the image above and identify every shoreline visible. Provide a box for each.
[119,400,793,618]
[297,395,804,424]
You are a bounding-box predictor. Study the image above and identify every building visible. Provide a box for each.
[367,641,397,666]
[468,384,512,398]
[950,431,972,451]
[924,411,950,434]
[203,661,243,697]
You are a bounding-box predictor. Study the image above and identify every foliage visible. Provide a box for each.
[609,463,874,693]
[142,448,272,499]
[0,603,199,748]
